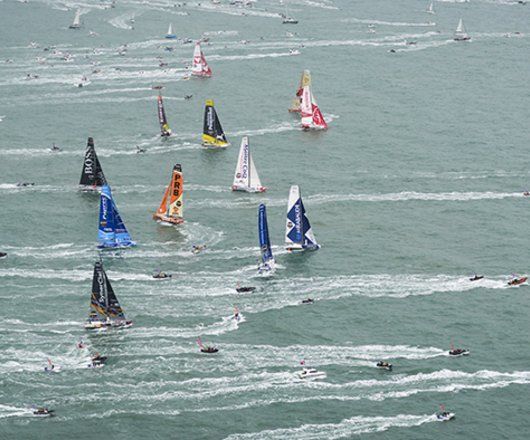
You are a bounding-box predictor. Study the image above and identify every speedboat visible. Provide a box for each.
[449,348,469,356]
[33,408,54,417]
[200,346,218,354]
[508,276,527,286]
[436,411,455,421]
[283,17,298,24]
[16,182,35,187]
[469,274,484,281]
[192,245,207,254]
[298,368,326,380]
[153,271,172,279]
[376,361,392,371]
[44,365,61,373]
[302,298,314,304]
[523,191,530,196]
[236,286,256,293]
[0,252,7,259]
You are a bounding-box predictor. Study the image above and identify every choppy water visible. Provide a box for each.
[1,0,529,438]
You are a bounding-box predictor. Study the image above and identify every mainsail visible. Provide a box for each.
[288,70,311,113]
[202,99,229,147]
[86,260,131,329]
[426,1,435,14]
[69,9,81,29]
[98,184,136,249]
[232,136,266,192]
[300,85,328,130]
[157,94,172,137]
[454,18,470,41]
[166,23,176,39]
[153,163,184,225]
[191,42,212,77]
[285,185,320,251]
[258,204,275,273]
[79,137,106,191]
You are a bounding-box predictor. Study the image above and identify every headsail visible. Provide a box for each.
[232,136,266,192]
[454,18,470,41]
[69,9,81,29]
[285,185,320,251]
[157,94,172,137]
[191,42,212,77]
[86,260,130,328]
[98,184,136,249]
[300,85,328,130]
[258,204,275,273]
[79,137,106,191]
[202,99,229,147]
[288,70,311,113]
[153,164,184,225]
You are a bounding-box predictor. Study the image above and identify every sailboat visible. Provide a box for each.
[232,137,266,193]
[79,137,106,192]
[153,164,184,225]
[288,70,311,113]
[85,260,133,330]
[165,23,176,39]
[258,204,275,274]
[69,9,81,29]
[285,185,320,251]
[191,42,212,77]
[282,2,298,24]
[98,184,136,249]
[426,1,435,14]
[157,93,172,137]
[454,18,470,41]
[202,99,229,147]
[300,84,328,130]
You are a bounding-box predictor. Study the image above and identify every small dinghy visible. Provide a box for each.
[33,407,54,417]
[153,271,172,279]
[508,276,527,286]
[298,368,326,380]
[469,274,484,281]
[301,298,314,304]
[449,346,470,357]
[192,244,207,254]
[198,337,218,353]
[376,361,392,371]
[89,353,107,368]
[436,405,455,421]
[236,284,256,293]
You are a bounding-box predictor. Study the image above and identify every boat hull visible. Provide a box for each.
[231,185,266,193]
[153,214,184,226]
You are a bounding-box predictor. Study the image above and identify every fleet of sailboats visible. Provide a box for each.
[202,99,229,147]
[191,42,212,77]
[79,137,106,192]
[285,185,320,252]
[85,260,132,330]
[98,184,136,249]
[153,164,184,226]
[454,18,470,41]
[232,137,266,193]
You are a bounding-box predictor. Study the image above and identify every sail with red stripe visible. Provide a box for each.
[191,42,212,77]
[300,84,328,130]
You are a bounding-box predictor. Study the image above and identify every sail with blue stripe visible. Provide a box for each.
[258,204,275,273]
[285,185,320,251]
[98,184,136,249]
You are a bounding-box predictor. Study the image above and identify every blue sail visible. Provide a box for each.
[285,185,319,250]
[258,204,273,264]
[98,184,136,249]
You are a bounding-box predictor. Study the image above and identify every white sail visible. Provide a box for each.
[232,137,264,192]
[426,2,435,14]
[167,24,173,35]
[70,9,81,29]
[454,18,469,40]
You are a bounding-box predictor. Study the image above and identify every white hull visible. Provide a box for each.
[298,368,326,380]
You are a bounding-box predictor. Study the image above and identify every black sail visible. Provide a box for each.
[79,137,106,188]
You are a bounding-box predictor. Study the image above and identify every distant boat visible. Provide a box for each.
[165,23,176,39]
[69,9,81,29]
[426,1,435,14]
[258,204,275,274]
[79,137,106,192]
[232,136,266,193]
[191,42,212,77]
[153,164,184,226]
[282,3,298,24]
[202,99,229,147]
[85,260,133,330]
[285,185,320,251]
[454,18,470,41]
[98,184,136,249]
[300,82,328,130]
[157,93,172,137]
[288,69,311,113]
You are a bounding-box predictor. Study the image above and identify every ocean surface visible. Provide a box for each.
[1,0,529,438]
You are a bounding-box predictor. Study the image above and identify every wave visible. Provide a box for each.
[344,18,437,27]
[224,414,436,439]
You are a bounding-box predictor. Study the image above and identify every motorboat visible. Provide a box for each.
[200,346,218,354]
[469,274,484,281]
[33,408,54,417]
[236,286,256,293]
[298,368,326,380]
[376,361,392,371]
[449,348,469,356]
[302,298,314,304]
[508,276,527,286]
[436,411,455,421]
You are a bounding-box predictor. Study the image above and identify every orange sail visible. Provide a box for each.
[153,164,184,225]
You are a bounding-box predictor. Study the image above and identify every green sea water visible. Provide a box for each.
[1,0,530,438]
